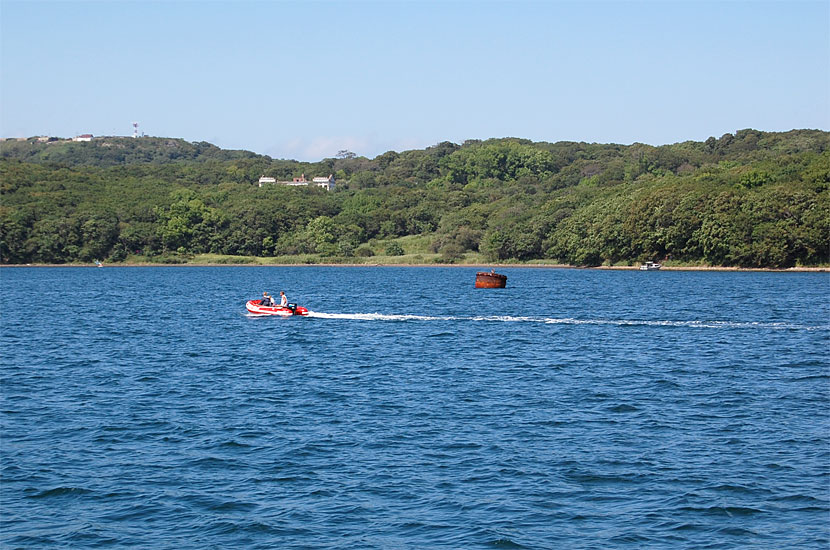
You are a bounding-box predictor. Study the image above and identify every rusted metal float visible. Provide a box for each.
[475,269,507,288]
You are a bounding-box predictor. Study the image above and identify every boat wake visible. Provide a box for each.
[304,311,826,331]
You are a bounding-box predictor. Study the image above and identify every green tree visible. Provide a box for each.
[79,214,119,261]
[385,242,404,256]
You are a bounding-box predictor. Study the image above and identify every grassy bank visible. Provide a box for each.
[4,235,827,270]
[5,256,827,271]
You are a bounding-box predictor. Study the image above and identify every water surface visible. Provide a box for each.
[2,266,828,548]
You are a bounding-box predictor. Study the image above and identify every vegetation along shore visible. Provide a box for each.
[1,129,828,269]
[2,262,826,272]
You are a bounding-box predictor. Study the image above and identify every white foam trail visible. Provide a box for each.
[307,311,453,321]
[303,311,826,330]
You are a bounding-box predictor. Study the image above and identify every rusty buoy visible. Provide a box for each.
[475,270,507,288]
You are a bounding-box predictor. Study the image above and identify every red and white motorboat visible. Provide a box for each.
[246,300,309,316]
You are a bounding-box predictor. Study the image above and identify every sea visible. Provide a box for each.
[1,266,828,549]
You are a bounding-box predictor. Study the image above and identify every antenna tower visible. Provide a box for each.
[132,122,139,138]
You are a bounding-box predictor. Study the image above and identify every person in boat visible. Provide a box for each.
[279,291,297,312]
[260,291,274,306]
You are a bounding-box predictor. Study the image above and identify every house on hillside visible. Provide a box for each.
[258,173,334,190]
[283,174,309,187]
[73,134,93,142]
[258,175,308,187]
[312,174,336,191]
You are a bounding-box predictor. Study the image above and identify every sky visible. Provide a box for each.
[1,0,828,161]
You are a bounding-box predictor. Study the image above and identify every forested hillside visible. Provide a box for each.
[1,129,828,267]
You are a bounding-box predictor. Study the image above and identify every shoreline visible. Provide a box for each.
[2,262,827,272]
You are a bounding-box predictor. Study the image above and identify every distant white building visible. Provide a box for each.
[257,173,334,190]
[283,174,309,187]
[73,134,93,142]
[312,174,336,191]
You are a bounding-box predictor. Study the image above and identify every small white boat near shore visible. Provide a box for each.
[639,261,662,271]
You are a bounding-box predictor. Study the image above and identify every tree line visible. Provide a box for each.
[1,129,828,267]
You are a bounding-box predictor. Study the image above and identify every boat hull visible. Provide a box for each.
[246,300,309,316]
[475,272,507,288]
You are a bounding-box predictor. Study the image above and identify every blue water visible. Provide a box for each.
[1,266,828,549]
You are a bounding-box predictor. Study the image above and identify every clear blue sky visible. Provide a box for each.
[1,0,828,161]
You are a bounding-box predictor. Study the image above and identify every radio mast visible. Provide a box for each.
[132,122,139,138]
